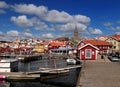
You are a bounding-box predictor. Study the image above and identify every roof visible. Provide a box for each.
[49,40,66,47]
[111,35,120,41]
[98,36,110,40]
[78,43,99,50]
[84,39,112,46]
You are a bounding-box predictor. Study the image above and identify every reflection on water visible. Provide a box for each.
[0,81,68,87]
[0,80,10,87]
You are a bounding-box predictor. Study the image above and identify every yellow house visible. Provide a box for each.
[106,35,120,51]
[33,44,45,53]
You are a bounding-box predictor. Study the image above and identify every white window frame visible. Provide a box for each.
[85,49,92,59]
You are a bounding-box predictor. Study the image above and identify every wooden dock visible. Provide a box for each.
[76,56,120,87]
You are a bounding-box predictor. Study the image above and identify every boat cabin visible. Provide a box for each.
[0,59,18,72]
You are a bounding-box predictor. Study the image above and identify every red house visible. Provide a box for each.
[78,43,99,60]
[84,39,112,55]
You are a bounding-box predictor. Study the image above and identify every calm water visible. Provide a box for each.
[0,59,81,87]
[0,81,75,87]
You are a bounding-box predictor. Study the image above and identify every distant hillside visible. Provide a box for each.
[55,37,69,41]
[0,41,11,43]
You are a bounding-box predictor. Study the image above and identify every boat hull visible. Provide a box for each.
[40,67,81,87]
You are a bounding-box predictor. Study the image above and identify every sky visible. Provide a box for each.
[0,0,120,41]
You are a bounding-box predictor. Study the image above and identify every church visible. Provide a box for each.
[74,26,79,40]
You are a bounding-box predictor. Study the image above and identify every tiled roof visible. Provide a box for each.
[111,35,120,41]
[84,39,112,46]
[99,36,110,39]
[49,41,66,47]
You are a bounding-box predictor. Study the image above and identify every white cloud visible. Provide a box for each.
[89,28,102,35]
[11,15,33,28]
[12,4,48,17]
[0,31,18,41]
[116,26,120,30]
[74,15,90,23]
[0,31,4,36]
[0,9,6,14]
[11,4,91,33]
[35,21,48,30]
[115,32,120,35]
[10,3,91,36]
[0,1,9,14]
[103,22,113,26]
[0,30,34,41]
[12,4,91,24]
[0,1,9,8]
[7,30,19,36]
[24,32,33,37]
[45,10,90,24]
[24,29,31,32]
[117,20,120,24]
[45,10,73,23]
[42,33,54,39]
[60,23,87,31]
[107,26,120,30]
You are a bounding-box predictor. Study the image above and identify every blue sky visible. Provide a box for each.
[0,0,120,41]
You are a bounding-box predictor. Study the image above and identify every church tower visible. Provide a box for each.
[74,26,79,40]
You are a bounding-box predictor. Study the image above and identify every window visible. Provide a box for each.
[114,46,116,49]
[86,49,91,58]
[114,41,116,45]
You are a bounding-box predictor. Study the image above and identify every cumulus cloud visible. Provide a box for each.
[45,10,73,23]
[35,21,48,30]
[74,15,90,23]
[0,9,6,14]
[103,22,113,26]
[12,4,90,23]
[116,26,120,30]
[10,3,91,39]
[60,23,87,31]
[24,32,33,37]
[107,26,120,30]
[7,30,19,37]
[0,1,9,8]
[115,32,120,35]
[11,15,33,28]
[89,27,102,35]
[42,33,54,39]
[0,31,19,41]
[12,4,48,17]
[0,31,4,36]
[0,1,9,14]
[44,10,90,24]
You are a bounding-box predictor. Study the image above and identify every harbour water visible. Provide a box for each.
[0,81,76,87]
[0,59,81,87]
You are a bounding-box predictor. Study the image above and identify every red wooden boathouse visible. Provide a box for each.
[78,43,99,60]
